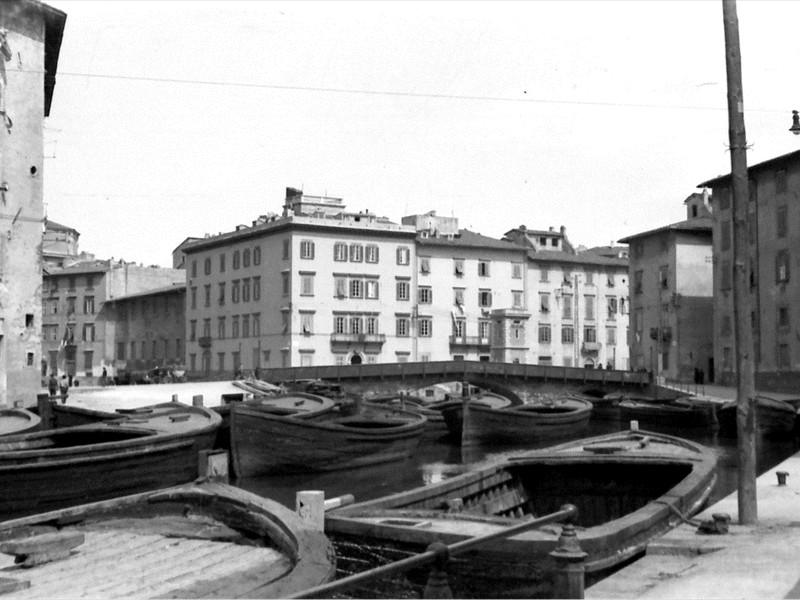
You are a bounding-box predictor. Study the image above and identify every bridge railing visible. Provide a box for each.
[289,504,586,599]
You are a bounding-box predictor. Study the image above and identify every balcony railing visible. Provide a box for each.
[198,336,212,348]
[330,333,386,344]
[449,335,491,348]
[581,341,602,353]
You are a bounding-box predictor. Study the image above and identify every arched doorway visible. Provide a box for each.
[350,353,363,365]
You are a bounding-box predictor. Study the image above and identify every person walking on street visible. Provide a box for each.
[48,373,58,398]
[58,375,69,404]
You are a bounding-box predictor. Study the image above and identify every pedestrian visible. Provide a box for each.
[101,366,108,386]
[48,373,58,398]
[254,366,260,381]
[59,375,69,404]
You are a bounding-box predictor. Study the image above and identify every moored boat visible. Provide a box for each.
[0,402,221,520]
[439,392,520,441]
[0,480,335,598]
[0,408,41,436]
[325,429,717,598]
[229,402,427,477]
[717,395,797,438]
[363,392,448,437]
[618,397,717,429]
[461,396,594,446]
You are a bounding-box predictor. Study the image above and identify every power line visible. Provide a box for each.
[8,67,788,113]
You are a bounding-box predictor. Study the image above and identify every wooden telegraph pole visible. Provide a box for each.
[722,0,758,524]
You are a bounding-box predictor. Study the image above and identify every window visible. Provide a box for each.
[562,326,574,343]
[204,284,211,307]
[282,272,290,295]
[585,271,594,285]
[202,318,211,338]
[607,272,615,287]
[634,270,643,294]
[300,240,315,259]
[659,265,669,289]
[512,263,523,279]
[191,260,197,278]
[419,286,432,304]
[511,320,524,340]
[778,343,791,369]
[233,250,241,269]
[218,317,226,339]
[778,306,790,328]
[366,316,378,335]
[83,296,94,314]
[335,277,347,298]
[349,244,363,262]
[242,278,251,302]
[82,323,95,342]
[253,246,261,265]
[253,277,261,301]
[301,274,314,296]
[584,295,595,320]
[218,353,225,373]
[219,253,226,273]
[232,280,241,303]
[242,315,250,338]
[454,288,465,306]
[540,267,549,282]
[334,242,348,262]
[333,315,346,334]
[776,169,788,194]
[365,280,379,299]
[190,287,197,310]
[349,315,362,334]
[776,250,790,283]
[396,246,410,265]
[365,245,379,263]
[721,220,731,252]
[232,315,240,339]
[189,319,196,341]
[478,289,492,307]
[539,293,550,313]
[242,248,250,268]
[478,260,490,276]
[396,280,410,301]
[396,317,410,337]
[117,342,125,360]
[607,297,618,319]
[479,321,491,340]
[350,279,363,298]
[204,257,211,275]
[584,327,597,343]
[718,187,730,210]
[445,316,463,338]
[454,259,464,276]
[419,257,430,274]
[218,283,226,306]
[282,240,290,260]
[418,318,432,337]
[606,327,616,346]
[511,291,523,309]
[721,260,732,290]
[778,205,788,238]
[562,294,573,319]
[66,296,76,316]
[539,324,551,343]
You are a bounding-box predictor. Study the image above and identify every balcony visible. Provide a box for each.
[449,335,491,350]
[581,341,602,353]
[198,336,212,348]
[330,333,386,350]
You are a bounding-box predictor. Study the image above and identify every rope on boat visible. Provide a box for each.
[653,499,701,526]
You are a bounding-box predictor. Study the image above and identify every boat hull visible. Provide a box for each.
[618,399,716,428]
[326,429,717,598]
[0,403,220,520]
[0,481,334,598]
[230,403,426,477]
[717,396,796,437]
[0,408,41,436]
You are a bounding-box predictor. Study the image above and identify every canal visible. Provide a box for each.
[235,415,800,598]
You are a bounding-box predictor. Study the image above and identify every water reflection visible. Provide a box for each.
[235,418,800,510]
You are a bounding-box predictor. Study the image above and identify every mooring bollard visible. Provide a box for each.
[549,504,586,599]
[36,392,53,430]
[192,394,204,407]
[423,541,453,599]
[777,471,789,486]
[296,490,326,531]
[630,420,639,431]
[172,394,179,403]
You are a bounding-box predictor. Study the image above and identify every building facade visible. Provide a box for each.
[699,150,800,390]
[619,193,713,382]
[42,218,80,268]
[0,1,65,405]
[42,260,185,382]
[505,226,630,369]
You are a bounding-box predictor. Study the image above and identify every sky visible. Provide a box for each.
[42,0,800,268]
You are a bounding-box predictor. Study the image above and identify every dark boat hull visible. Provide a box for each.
[326,429,717,598]
[230,403,426,477]
[717,396,796,438]
[618,399,716,428]
[0,403,220,520]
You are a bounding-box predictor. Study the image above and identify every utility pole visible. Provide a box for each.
[722,0,758,525]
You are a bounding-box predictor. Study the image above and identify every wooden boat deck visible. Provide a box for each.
[0,409,41,437]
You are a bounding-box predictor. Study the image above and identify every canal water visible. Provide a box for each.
[234,416,800,598]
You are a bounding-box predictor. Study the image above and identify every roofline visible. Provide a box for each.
[697,149,800,187]
[618,220,713,244]
[106,283,186,303]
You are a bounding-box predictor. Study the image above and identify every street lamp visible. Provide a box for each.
[790,110,800,135]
